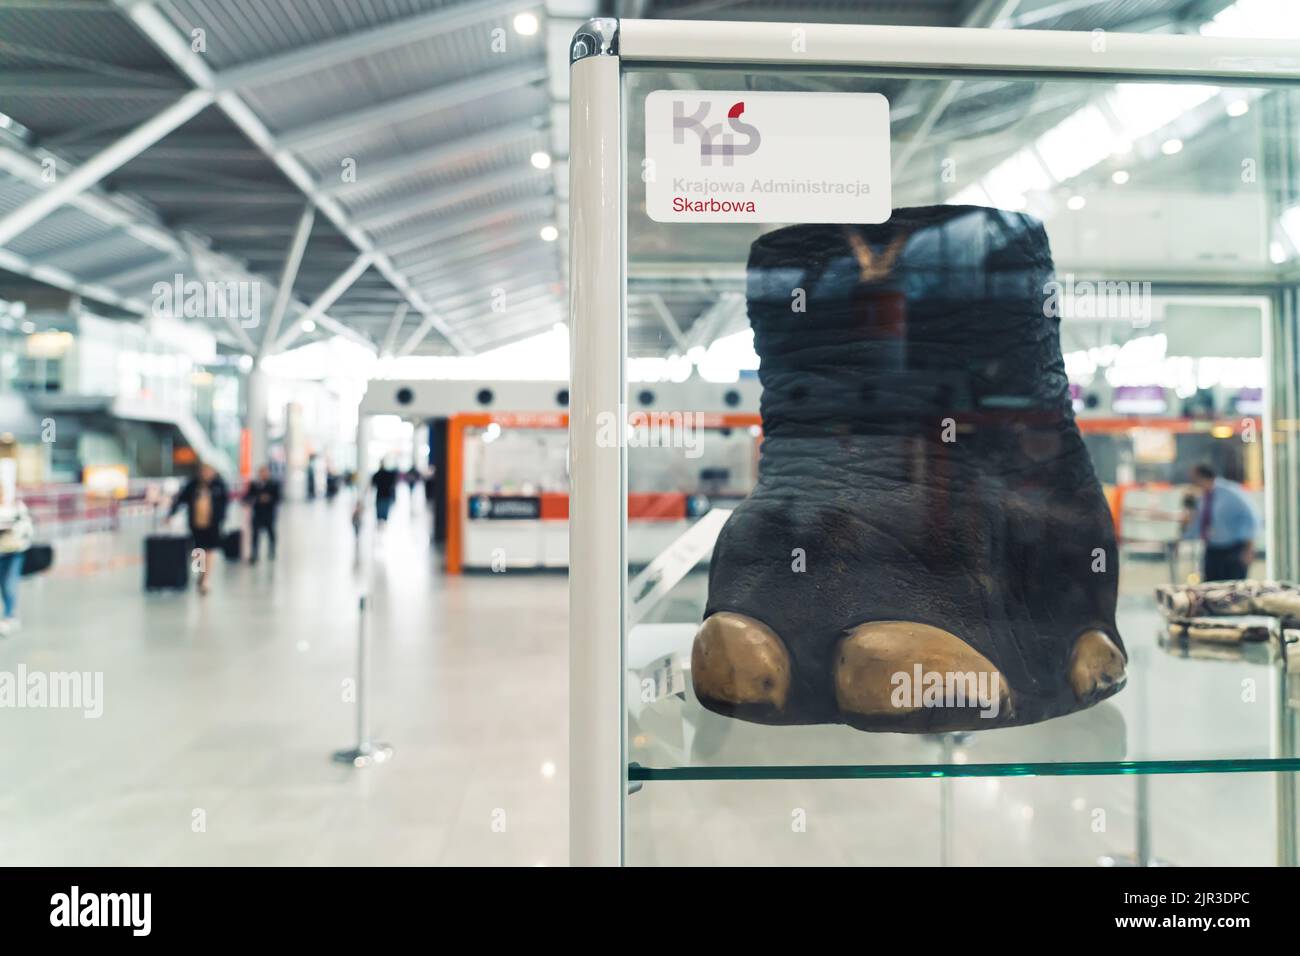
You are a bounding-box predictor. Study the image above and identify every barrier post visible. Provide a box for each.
[332,593,393,768]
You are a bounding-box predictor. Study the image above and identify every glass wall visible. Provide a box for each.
[619,64,1300,863]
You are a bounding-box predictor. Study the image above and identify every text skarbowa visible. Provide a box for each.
[891,666,1001,719]
[0,666,103,718]
[595,408,704,459]
[50,886,150,937]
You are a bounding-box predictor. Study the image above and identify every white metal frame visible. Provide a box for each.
[568,17,1300,867]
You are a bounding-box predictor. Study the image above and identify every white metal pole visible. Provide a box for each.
[617,19,1300,81]
[568,18,625,868]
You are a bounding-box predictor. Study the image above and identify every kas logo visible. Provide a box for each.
[672,99,761,166]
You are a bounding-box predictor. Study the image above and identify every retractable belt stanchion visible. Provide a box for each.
[332,593,393,768]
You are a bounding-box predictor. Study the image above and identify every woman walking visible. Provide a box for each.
[0,482,33,634]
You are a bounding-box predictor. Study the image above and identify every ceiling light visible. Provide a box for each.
[1161,138,1184,155]
[530,151,552,170]
[1227,99,1250,117]
[19,321,34,334]
[512,12,539,35]
[539,225,558,242]
[1066,195,1087,211]
[1111,170,1130,185]
[300,318,316,332]
[1271,241,1289,264]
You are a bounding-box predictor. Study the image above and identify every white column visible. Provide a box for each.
[355,413,372,495]
[246,363,268,478]
[568,22,625,868]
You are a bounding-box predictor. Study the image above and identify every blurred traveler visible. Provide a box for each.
[169,463,229,595]
[0,482,33,635]
[306,453,319,500]
[245,464,282,565]
[423,466,437,507]
[372,460,399,526]
[1184,463,1259,582]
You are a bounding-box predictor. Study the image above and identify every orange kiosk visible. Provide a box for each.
[357,379,763,573]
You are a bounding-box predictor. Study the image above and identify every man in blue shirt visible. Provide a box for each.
[1183,463,1259,581]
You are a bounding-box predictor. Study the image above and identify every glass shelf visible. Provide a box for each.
[628,597,1300,780]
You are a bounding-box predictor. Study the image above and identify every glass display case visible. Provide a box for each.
[569,18,1300,865]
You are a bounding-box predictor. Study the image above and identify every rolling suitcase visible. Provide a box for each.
[144,534,191,591]
[20,542,53,576]
[222,528,242,561]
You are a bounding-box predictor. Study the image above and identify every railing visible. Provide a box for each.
[16,479,181,539]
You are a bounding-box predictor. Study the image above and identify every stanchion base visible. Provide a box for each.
[332,743,393,768]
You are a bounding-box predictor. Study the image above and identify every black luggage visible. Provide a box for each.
[145,534,191,591]
[20,543,53,576]
[221,528,242,561]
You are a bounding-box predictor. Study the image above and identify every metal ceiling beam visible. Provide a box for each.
[0,144,177,258]
[353,165,550,232]
[419,265,556,298]
[398,296,559,356]
[278,307,377,353]
[380,196,554,256]
[0,246,146,314]
[273,251,374,353]
[461,313,567,353]
[40,229,136,268]
[647,293,688,351]
[277,63,547,153]
[406,248,558,287]
[322,119,544,199]
[179,234,261,353]
[1005,0,1127,27]
[395,311,444,357]
[86,252,180,288]
[0,71,183,96]
[291,252,371,336]
[116,0,467,355]
[211,0,541,93]
[890,0,1021,177]
[423,277,558,313]
[120,186,303,204]
[441,291,561,324]
[259,203,315,359]
[68,138,266,162]
[394,227,547,273]
[379,302,411,357]
[0,89,211,248]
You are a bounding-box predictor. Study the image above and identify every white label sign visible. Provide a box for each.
[644,90,891,224]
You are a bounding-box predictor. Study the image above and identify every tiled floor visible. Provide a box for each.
[0,491,1292,865]
[0,493,567,866]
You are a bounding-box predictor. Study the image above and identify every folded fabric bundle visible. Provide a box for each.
[1155,580,1300,623]
[1165,618,1273,644]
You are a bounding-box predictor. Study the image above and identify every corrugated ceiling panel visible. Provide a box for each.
[240,23,545,130]
[289,85,547,175]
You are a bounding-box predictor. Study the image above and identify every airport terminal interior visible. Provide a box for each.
[3,0,1300,867]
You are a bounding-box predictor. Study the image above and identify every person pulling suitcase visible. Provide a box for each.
[167,462,229,596]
